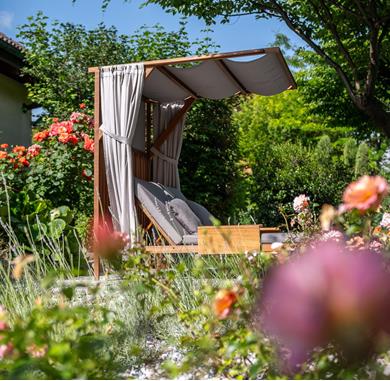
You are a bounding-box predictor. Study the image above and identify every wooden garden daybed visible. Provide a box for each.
[88,48,296,279]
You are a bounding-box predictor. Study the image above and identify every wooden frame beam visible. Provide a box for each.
[88,47,268,72]
[157,66,199,99]
[216,60,249,94]
[149,97,195,156]
[88,47,296,90]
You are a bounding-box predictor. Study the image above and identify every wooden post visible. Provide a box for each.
[146,101,152,155]
[149,97,195,156]
[93,70,102,280]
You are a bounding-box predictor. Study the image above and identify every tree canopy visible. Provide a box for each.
[142,0,390,137]
[17,12,218,119]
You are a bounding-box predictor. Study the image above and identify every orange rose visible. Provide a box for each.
[58,133,78,144]
[57,126,68,135]
[33,130,49,142]
[0,144,8,149]
[67,134,78,144]
[213,289,238,319]
[82,133,94,152]
[12,145,26,155]
[341,175,388,213]
[18,157,29,167]
[0,151,7,159]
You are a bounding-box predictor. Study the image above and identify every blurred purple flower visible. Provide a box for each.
[255,242,390,373]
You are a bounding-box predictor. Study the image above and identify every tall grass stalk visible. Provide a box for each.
[0,218,91,321]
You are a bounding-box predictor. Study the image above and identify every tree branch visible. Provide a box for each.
[267,0,357,102]
[353,0,373,27]
[221,9,280,20]
[311,0,359,83]
[326,0,362,19]
[365,23,380,100]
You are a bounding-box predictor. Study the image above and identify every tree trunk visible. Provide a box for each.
[357,98,390,138]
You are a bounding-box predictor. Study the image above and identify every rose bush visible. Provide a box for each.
[0,105,94,251]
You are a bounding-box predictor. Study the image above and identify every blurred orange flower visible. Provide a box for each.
[12,145,26,156]
[33,130,49,142]
[341,175,388,213]
[319,204,337,231]
[213,289,238,319]
[18,157,29,167]
[58,133,78,144]
[82,133,94,152]
[12,255,35,279]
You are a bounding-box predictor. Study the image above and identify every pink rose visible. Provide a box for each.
[340,175,388,213]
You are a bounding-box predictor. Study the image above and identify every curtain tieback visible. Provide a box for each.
[100,125,132,145]
[150,147,178,165]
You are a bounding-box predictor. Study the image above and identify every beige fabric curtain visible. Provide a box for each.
[152,101,185,189]
[100,63,144,240]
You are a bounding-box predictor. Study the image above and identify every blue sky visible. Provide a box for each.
[0,0,302,52]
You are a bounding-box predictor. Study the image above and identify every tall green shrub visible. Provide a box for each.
[355,142,370,177]
[314,135,332,166]
[239,140,352,226]
[343,138,358,168]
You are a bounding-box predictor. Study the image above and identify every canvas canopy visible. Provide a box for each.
[143,52,293,102]
[88,47,296,262]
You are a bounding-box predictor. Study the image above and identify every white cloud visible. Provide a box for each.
[0,11,14,29]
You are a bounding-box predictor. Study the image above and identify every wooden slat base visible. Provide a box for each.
[145,245,199,254]
[144,243,276,254]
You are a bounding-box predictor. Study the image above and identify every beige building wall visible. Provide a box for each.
[0,73,31,146]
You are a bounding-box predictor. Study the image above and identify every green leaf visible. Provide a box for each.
[47,218,66,239]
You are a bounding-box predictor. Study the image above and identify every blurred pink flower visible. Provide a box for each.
[0,343,13,359]
[27,344,48,358]
[0,321,9,331]
[256,242,390,372]
[319,230,344,243]
[27,144,41,158]
[340,175,388,213]
[293,194,310,213]
[94,222,130,260]
[369,240,383,253]
[380,212,390,229]
[70,112,92,125]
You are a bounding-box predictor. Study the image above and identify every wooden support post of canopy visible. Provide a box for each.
[92,70,104,279]
[149,97,195,157]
